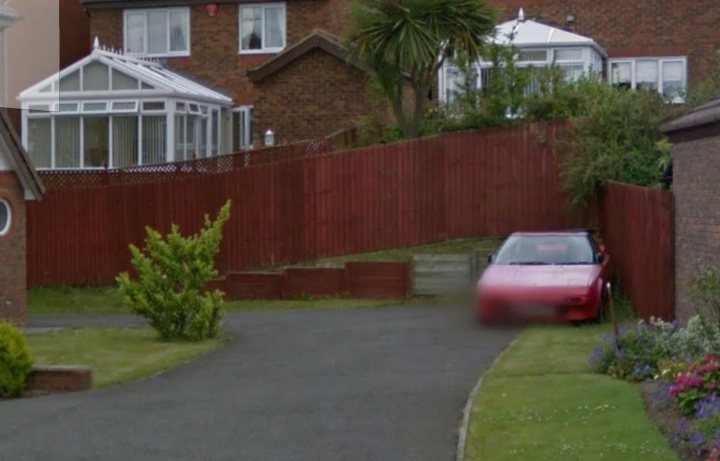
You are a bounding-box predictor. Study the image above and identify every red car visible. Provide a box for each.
[477,231,610,323]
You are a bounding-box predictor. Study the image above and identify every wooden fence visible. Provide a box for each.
[26,121,585,287]
[600,181,675,320]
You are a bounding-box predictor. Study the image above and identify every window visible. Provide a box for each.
[27,119,51,168]
[609,57,687,102]
[124,8,190,57]
[518,50,548,63]
[141,115,167,165]
[0,199,11,237]
[84,117,110,168]
[232,107,253,151]
[239,3,286,53]
[55,117,81,168]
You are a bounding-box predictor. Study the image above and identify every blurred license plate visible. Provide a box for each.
[512,304,556,317]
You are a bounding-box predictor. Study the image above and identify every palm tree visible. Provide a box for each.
[346,0,497,138]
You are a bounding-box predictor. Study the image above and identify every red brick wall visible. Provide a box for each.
[253,49,375,142]
[60,0,91,67]
[490,0,720,85]
[672,134,720,323]
[0,172,26,325]
[88,1,352,106]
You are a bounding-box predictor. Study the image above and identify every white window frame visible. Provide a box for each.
[608,57,688,103]
[231,106,253,151]
[0,199,11,237]
[123,8,191,58]
[238,3,287,54]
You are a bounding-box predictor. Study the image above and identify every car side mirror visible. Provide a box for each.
[596,252,605,264]
[487,253,495,264]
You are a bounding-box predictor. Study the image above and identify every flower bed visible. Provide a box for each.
[590,316,720,460]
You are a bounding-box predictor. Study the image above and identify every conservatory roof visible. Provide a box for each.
[492,9,606,56]
[18,39,233,107]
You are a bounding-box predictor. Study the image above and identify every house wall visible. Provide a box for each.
[3,0,90,110]
[0,171,27,325]
[672,133,720,323]
[88,0,352,106]
[491,0,720,86]
[252,49,375,143]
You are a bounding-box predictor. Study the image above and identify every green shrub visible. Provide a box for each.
[117,201,231,341]
[0,322,33,398]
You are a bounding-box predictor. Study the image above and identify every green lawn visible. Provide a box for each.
[28,285,400,315]
[464,325,678,461]
[26,328,224,388]
[289,237,503,269]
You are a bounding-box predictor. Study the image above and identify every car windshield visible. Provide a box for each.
[494,235,596,265]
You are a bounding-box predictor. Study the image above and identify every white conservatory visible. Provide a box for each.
[439,9,607,104]
[18,40,233,170]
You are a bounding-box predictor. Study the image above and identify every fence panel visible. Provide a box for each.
[27,121,586,287]
[600,181,675,320]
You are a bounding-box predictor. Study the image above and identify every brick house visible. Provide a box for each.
[442,0,720,103]
[79,0,356,150]
[1,0,90,126]
[0,110,44,325]
[662,100,720,323]
[16,0,720,168]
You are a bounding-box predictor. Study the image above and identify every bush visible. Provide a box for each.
[117,201,231,341]
[0,322,33,398]
[589,320,675,381]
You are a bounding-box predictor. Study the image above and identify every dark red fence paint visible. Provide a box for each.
[27,122,584,287]
[600,181,675,320]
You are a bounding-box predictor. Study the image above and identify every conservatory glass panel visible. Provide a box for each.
[199,117,208,158]
[55,117,81,168]
[143,101,165,111]
[663,61,685,101]
[113,116,139,168]
[126,13,145,54]
[637,60,659,91]
[147,11,169,55]
[610,62,631,89]
[175,114,186,161]
[112,70,138,90]
[187,114,198,159]
[232,110,246,151]
[560,64,584,81]
[59,71,81,92]
[112,101,138,112]
[83,102,107,112]
[57,103,79,113]
[518,50,548,62]
[554,49,582,62]
[141,115,166,165]
[211,110,219,155]
[83,117,109,168]
[83,62,109,91]
[27,118,51,168]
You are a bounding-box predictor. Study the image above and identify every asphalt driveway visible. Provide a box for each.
[1,304,515,461]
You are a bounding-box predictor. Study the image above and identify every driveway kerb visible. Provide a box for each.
[456,336,520,461]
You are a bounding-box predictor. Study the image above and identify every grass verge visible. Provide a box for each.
[292,238,502,268]
[28,285,401,315]
[464,325,678,461]
[26,328,225,388]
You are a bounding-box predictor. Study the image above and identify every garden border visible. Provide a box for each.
[456,337,519,461]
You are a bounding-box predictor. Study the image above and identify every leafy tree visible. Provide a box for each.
[346,0,497,138]
[117,201,231,341]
